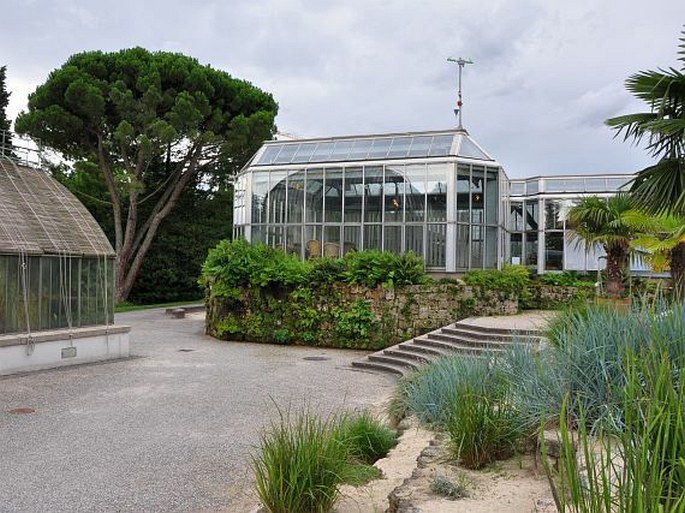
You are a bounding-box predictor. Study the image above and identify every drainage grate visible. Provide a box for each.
[177,348,196,352]
[303,356,330,362]
[8,407,35,415]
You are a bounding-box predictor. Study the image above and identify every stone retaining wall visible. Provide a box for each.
[206,282,519,350]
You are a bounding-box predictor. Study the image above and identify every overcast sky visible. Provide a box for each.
[2,0,683,177]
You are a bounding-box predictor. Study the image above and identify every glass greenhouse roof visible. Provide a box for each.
[250,130,494,166]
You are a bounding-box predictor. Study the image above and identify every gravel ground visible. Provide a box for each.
[0,309,396,513]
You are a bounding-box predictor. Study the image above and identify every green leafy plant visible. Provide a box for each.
[463,265,531,299]
[332,300,376,347]
[536,271,596,287]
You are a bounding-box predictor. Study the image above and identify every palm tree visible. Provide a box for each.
[605,29,685,216]
[567,195,636,297]
[624,211,685,299]
[606,29,685,301]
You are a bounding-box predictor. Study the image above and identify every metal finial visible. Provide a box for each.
[447,57,474,129]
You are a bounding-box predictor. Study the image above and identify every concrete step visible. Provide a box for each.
[351,359,409,376]
[368,354,421,371]
[397,342,451,359]
[424,331,515,350]
[352,317,547,377]
[413,336,505,355]
[451,322,542,338]
[382,347,438,364]
[441,325,542,343]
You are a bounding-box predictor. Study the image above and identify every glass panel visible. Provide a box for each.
[387,137,412,158]
[585,178,606,192]
[343,226,360,254]
[426,224,446,268]
[545,200,564,230]
[525,232,538,267]
[527,180,539,195]
[485,168,498,225]
[363,166,383,223]
[287,170,305,223]
[471,225,484,268]
[384,225,402,254]
[256,145,282,165]
[545,232,564,271]
[310,141,335,162]
[510,182,525,196]
[458,137,489,160]
[305,226,323,258]
[407,136,433,157]
[251,172,269,224]
[384,165,404,222]
[426,164,447,222]
[429,135,454,156]
[510,203,524,232]
[405,164,426,222]
[607,177,630,190]
[470,167,484,224]
[251,226,265,244]
[324,168,343,222]
[348,139,372,160]
[329,141,353,161]
[323,226,341,257]
[456,224,470,269]
[0,256,5,334]
[266,226,284,250]
[305,168,324,223]
[456,164,470,223]
[286,226,303,257]
[267,170,288,224]
[343,166,363,223]
[364,225,382,251]
[525,201,539,231]
[510,233,523,265]
[273,144,300,164]
[367,139,391,159]
[406,225,424,258]
[485,227,498,268]
[292,142,318,163]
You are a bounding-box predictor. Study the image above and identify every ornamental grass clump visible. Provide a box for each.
[252,409,349,513]
[253,408,396,513]
[334,411,397,465]
[402,354,492,427]
[545,339,685,513]
[445,364,527,470]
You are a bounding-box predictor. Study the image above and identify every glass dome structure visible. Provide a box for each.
[234,129,507,271]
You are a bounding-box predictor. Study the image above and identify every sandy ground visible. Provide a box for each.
[336,418,557,513]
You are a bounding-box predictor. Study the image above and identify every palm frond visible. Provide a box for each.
[630,159,685,216]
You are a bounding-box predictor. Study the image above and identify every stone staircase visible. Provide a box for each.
[352,319,546,376]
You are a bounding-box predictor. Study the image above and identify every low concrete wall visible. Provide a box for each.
[0,325,131,376]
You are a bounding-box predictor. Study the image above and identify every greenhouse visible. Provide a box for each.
[234,129,507,272]
[0,156,129,375]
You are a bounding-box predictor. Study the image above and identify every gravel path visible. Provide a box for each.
[0,309,396,512]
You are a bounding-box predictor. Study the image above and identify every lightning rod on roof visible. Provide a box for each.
[447,57,473,130]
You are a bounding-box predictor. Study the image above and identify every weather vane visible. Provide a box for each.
[447,57,474,129]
